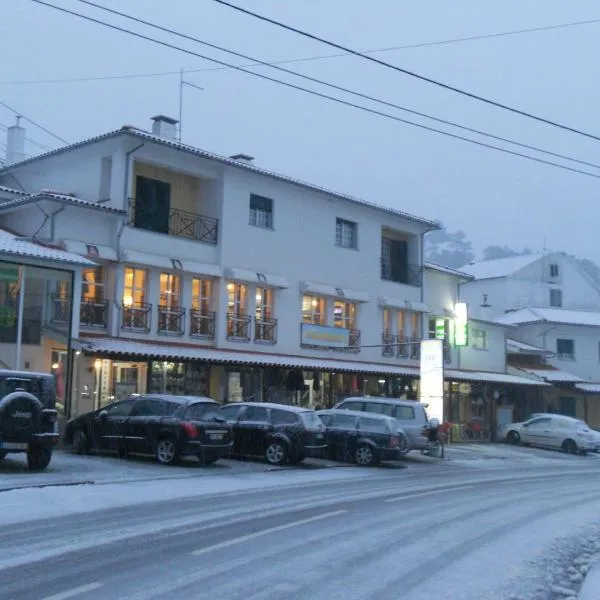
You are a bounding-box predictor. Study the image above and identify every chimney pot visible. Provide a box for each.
[151,115,178,140]
[5,116,26,164]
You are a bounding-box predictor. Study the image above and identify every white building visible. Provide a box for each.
[0,115,543,427]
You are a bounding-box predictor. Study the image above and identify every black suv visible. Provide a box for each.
[64,394,232,465]
[220,402,327,466]
[317,409,407,466]
[0,370,59,470]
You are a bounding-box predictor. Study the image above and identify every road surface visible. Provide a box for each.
[0,462,599,600]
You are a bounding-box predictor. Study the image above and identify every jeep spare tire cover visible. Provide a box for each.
[0,392,43,441]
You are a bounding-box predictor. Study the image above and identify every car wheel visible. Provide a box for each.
[562,439,578,455]
[156,438,179,465]
[265,441,288,466]
[506,431,520,445]
[73,429,90,455]
[355,444,377,467]
[27,446,52,471]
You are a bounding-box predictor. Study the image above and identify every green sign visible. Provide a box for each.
[454,302,468,347]
[435,318,446,340]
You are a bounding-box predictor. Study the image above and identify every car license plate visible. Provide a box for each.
[207,431,223,441]
[0,442,28,450]
[316,433,324,439]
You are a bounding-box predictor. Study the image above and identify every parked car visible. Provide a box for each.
[333,397,430,453]
[503,414,597,455]
[220,402,327,466]
[64,394,232,465]
[317,409,408,466]
[0,370,59,470]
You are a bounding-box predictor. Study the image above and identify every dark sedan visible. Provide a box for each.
[64,394,232,465]
[220,402,327,466]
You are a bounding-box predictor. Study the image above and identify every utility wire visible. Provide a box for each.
[213,0,600,143]
[5,16,600,85]
[0,99,68,144]
[30,0,600,180]
[70,0,600,172]
[0,123,52,151]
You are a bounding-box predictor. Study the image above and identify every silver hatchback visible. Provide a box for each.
[333,397,430,453]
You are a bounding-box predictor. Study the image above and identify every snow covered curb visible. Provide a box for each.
[577,560,600,599]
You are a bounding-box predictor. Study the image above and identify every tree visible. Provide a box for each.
[425,228,475,269]
[482,245,533,261]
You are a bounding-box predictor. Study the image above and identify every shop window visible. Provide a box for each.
[227,282,247,316]
[334,300,356,329]
[149,361,209,396]
[302,295,325,325]
[472,329,488,350]
[192,278,212,313]
[249,194,273,229]
[123,266,147,307]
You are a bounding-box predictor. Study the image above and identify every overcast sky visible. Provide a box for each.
[1,1,599,260]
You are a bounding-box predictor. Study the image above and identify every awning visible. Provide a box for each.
[124,250,220,277]
[507,339,552,355]
[80,337,417,375]
[300,281,369,303]
[224,267,289,289]
[444,369,550,387]
[378,296,430,312]
[575,383,600,394]
[62,239,118,262]
[516,367,584,383]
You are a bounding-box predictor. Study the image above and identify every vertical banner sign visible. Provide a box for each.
[435,318,445,340]
[420,339,444,423]
[454,302,468,347]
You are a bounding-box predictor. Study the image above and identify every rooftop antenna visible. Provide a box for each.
[178,68,205,142]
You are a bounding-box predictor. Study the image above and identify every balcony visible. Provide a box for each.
[381,333,395,357]
[227,313,251,342]
[121,302,152,332]
[158,306,185,336]
[341,329,361,354]
[380,261,422,287]
[80,300,108,329]
[396,336,421,360]
[190,310,215,339]
[254,317,277,344]
[128,198,218,245]
[50,295,70,325]
[443,343,452,364]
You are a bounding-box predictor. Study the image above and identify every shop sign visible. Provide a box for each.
[301,323,350,348]
[420,339,444,423]
[454,302,468,347]
[435,318,445,340]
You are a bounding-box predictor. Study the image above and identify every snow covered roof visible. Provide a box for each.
[459,254,544,280]
[516,366,584,383]
[0,126,441,230]
[507,339,553,355]
[0,228,96,266]
[575,383,600,393]
[0,190,126,215]
[444,369,548,386]
[0,185,28,197]
[424,261,474,280]
[496,307,600,328]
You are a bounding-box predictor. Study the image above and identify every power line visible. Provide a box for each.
[4,16,600,86]
[30,0,600,181]
[69,0,600,172]
[213,0,600,143]
[0,123,52,151]
[0,100,68,144]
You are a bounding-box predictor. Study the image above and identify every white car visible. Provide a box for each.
[503,414,596,455]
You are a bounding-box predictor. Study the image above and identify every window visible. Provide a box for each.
[472,328,488,350]
[103,399,135,417]
[383,308,391,334]
[192,278,212,313]
[134,175,171,234]
[549,263,559,278]
[558,397,576,417]
[185,402,222,421]
[410,312,421,339]
[249,194,273,228]
[381,237,409,283]
[241,406,269,421]
[358,417,388,434]
[334,300,356,329]
[338,400,364,411]
[364,402,395,417]
[82,267,105,303]
[556,338,575,360]
[302,295,325,324]
[159,273,181,310]
[549,289,562,307]
[271,409,300,425]
[255,287,273,321]
[130,399,164,417]
[123,267,147,307]
[394,405,416,420]
[220,404,244,421]
[335,218,357,249]
[227,282,247,316]
[330,413,358,428]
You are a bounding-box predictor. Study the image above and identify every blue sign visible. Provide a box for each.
[301,323,350,348]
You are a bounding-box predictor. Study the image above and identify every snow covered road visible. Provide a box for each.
[0,463,599,600]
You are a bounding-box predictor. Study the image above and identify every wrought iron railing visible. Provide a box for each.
[380,261,423,287]
[396,335,422,360]
[128,198,218,244]
[50,294,70,325]
[382,332,395,357]
[80,300,108,329]
[341,329,361,353]
[158,306,185,335]
[443,343,452,364]
[121,302,152,332]
[227,313,251,341]
[254,317,277,344]
[190,310,215,338]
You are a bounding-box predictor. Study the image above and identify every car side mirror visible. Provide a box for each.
[97,410,108,421]
[429,418,440,430]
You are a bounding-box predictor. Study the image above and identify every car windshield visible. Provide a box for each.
[185,403,225,422]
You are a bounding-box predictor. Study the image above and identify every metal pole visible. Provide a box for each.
[15,265,26,370]
[178,68,184,141]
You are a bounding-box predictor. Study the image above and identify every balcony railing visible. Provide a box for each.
[50,294,70,325]
[158,306,185,336]
[227,313,251,341]
[121,302,152,332]
[190,310,215,339]
[381,332,395,357]
[380,261,423,287]
[341,329,361,353]
[443,343,452,364]
[128,198,219,244]
[254,317,277,344]
[80,300,108,329]
[396,336,422,360]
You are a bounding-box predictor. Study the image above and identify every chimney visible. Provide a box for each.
[6,116,25,164]
[229,153,255,164]
[151,115,178,140]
